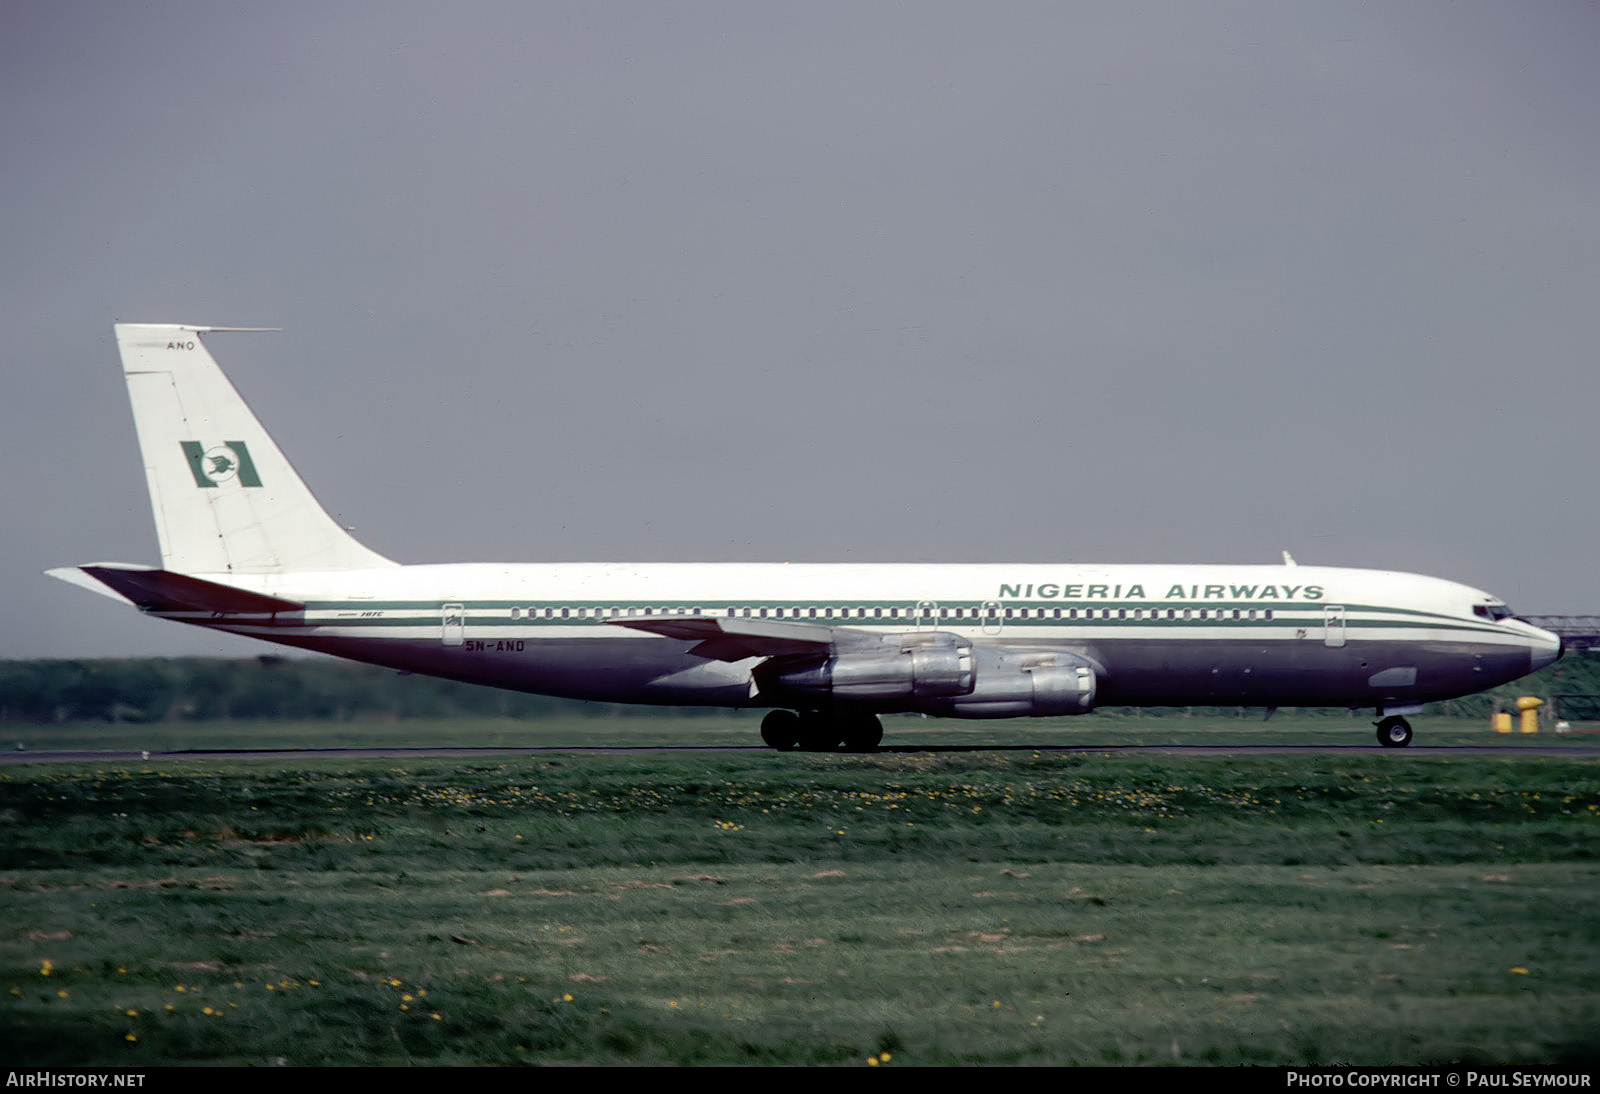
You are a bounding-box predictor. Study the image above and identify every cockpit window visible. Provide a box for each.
[1473,603,1515,621]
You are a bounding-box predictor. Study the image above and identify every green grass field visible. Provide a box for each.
[2,717,1597,1066]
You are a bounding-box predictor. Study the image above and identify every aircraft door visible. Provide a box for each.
[442,603,466,647]
[915,600,938,631]
[1323,605,1347,648]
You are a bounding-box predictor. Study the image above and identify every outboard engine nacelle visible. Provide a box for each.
[929,647,1098,718]
[761,632,975,702]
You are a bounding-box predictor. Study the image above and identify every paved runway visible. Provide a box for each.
[5,742,1598,766]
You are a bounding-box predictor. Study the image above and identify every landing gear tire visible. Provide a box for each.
[1375,716,1413,748]
[840,713,884,753]
[763,710,884,752]
[760,709,801,751]
[795,711,845,752]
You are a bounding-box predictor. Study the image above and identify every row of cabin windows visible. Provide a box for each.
[503,605,1274,622]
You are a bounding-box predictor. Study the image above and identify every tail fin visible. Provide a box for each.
[115,323,396,574]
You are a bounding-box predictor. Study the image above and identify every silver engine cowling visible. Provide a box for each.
[759,634,1097,718]
[930,645,1097,718]
[764,631,974,700]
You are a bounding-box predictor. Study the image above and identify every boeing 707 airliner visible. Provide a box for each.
[50,324,1562,749]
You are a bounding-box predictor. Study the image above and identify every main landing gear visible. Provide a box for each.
[1375,715,1413,748]
[760,709,884,752]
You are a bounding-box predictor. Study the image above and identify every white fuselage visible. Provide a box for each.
[170,561,1559,713]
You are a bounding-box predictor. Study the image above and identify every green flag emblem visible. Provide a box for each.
[180,441,263,488]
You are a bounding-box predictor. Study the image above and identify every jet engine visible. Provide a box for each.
[929,646,1097,718]
[757,634,1098,718]
[762,632,974,701]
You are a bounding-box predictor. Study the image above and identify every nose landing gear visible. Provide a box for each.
[1375,715,1413,748]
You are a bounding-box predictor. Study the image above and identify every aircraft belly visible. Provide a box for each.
[1089,636,1533,707]
[241,633,756,706]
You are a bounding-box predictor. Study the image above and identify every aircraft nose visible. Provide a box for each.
[1529,628,1563,672]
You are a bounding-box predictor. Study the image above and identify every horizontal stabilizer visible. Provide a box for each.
[52,564,303,615]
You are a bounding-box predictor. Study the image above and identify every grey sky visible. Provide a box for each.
[5,2,1599,658]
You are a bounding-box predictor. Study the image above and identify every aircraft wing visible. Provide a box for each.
[607,615,879,661]
[48,564,304,615]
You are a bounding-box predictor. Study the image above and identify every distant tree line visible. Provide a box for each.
[0,657,729,724]
[0,655,1593,725]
